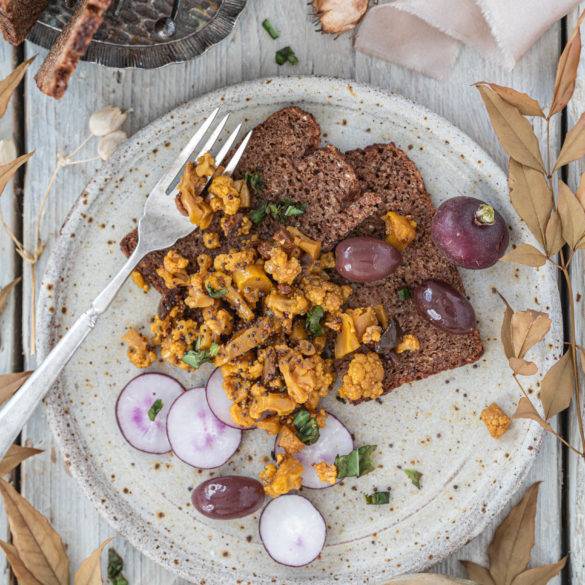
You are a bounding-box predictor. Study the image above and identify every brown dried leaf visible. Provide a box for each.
[500,296,514,360]
[554,112,585,171]
[488,482,540,585]
[510,557,567,585]
[501,244,547,267]
[540,351,574,420]
[510,310,551,359]
[476,83,544,117]
[508,160,553,248]
[0,371,31,406]
[0,56,35,119]
[461,560,496,585]
[0,276,20,314]
[557,180,585,249]
[544,209,565,256]
[476,84,545,172]
[0,540,43,585]
[509,357,538,376]
[0,478,69,585]
[513,397,554,433]
[0,445,42,476]
[550,11,585,117]
[74,538,112,585]
[580,347,585,374]
[0,151,33,199]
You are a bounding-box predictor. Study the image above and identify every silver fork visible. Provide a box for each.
[0,109,252,459]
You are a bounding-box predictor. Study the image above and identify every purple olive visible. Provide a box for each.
[414,279,476,334]
[335,236,402,282]
[192,475,265,520]
[431,196,509,269]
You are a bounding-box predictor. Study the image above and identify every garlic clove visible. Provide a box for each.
[89,106,128,137]
[313,0,368,34]
[98,130,127,161]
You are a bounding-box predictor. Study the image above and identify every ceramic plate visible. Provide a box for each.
[37,77,561,584]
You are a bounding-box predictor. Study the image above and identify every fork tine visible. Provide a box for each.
[193,113,231,161]
[214,123,242,167]
[155,107,220,193]
[224,130,253,175]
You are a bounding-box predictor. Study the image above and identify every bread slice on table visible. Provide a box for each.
[0,0,47,45]
[35,0,112,99]
[344,143,484,397]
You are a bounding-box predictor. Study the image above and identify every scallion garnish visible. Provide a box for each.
[147,399,164,422]
[275,46,299,66]
[293,408,320,445]
[398,286,411,301]
[262,18,280,39]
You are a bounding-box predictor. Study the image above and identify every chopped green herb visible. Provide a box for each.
[245,171,264,194]
[306,305,325,337]
[107,548,129,585]
[182,342,220,370]
[404,468,423,489]
[397,286,411,301]
[335,445,377,480]
[262,18,280,39]
[281,199,305,217]
[249,201,268,224]
[205,282,227,298]
[147,399,163,422]
[365,490,391,505]
[293,408,320,445]
[249,198,306,225]
[275,46,299,66]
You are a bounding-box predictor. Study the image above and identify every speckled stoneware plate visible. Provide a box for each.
[28,0,247,69]
[37,77,561,584]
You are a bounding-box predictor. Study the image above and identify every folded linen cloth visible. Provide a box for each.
[355,0,579,79]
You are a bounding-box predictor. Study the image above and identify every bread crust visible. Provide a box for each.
[0,0,48,45]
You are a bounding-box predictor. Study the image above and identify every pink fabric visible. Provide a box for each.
[355,0,579,79]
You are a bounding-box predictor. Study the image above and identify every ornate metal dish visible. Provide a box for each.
[27,0,248,69]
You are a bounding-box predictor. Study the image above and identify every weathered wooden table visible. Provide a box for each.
[1,2,583,583]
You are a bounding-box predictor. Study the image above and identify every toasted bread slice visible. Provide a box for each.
[0,0,47,45]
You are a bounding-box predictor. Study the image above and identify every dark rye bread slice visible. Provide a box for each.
[0,0,47,45]
[35,0,112,99]
[344,143,484,396]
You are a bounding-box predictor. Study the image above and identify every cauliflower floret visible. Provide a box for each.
[203,232,221,249]
[156,250,190,289]
[362,325,382,344]
[396,334,420,354]
[214,249,256,273]
[131,270,149,292]
[259,454,303,497]
[159,319,198,371]
[481,403,511,438]
[264,247,302,285]
[123,329,157,369]
[277,425,306,455]
[185,254,216,309]
[301,275,352,314]
[313,462,337,484]
[265,290,308,318]
[202,306,233,338]
[209,175,242,215]
[150,307,179,345]
[338,352,384,401]
[195,152,216,177]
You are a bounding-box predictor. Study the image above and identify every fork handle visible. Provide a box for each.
[0,247,145,459]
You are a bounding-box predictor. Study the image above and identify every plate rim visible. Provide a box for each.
[37,75,549,583]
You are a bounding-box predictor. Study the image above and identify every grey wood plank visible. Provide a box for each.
[12,1,564,583]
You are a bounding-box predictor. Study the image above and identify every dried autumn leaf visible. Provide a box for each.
[509,357,538,376]
[461,560,496,585]
[0,56,35,119]
[554,112,585,171]
[477,84,544,172]
[544,209,564,257]
[558,179,585,249]
[74,538,112,585]
[0,540,43,585]
[0,478,69,585]
[580,347,585,374]
[488,482,539,585]
[0,276,20,314]
[0,151,33,198]
[501,243,547,267]
[508,160,553,248]
[510,557,567,585]
[0,445,42,476]
[510,310,551,359]
[513,397,554,433]
[540,351,574,420]
[0,370,31,406]
[549,11,585,117]
[500,296,514,360]
[476,83,544,117]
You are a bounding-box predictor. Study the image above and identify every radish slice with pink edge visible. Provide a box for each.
[275,412,353,489]
[206,368,254,430]
[116,373,184,454]
[259,494,326,566]
[167,387,242,469]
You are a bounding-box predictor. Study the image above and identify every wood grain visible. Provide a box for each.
[0,1,567,583]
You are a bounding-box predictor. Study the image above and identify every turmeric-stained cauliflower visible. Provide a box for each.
[313,461,337,484]
[277,425,306,455]
[123,329,157,368]
[259,454,303,497]
[214,249,256,273]
[156,250,190,289]
[338,352,385,401]
[264,246,302,284]
[480,403,511,438]
[301,274,352,314]
[265,290,308,318]
[209,175,242,216]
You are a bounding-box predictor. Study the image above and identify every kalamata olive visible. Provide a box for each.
[335,236,402,282]
[192,475,265,520]
[414,279,476,334]
[431,196,509,269]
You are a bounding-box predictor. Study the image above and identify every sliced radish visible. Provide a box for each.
[116,373,184,454]
[206,368,254,430]
[259,495,326,566]
[275,412,353,489]
[167,388,242,469]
